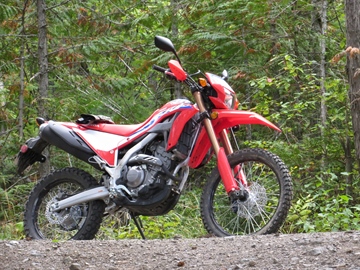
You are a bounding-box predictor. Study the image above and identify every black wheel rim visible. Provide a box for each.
[34,181,89,239]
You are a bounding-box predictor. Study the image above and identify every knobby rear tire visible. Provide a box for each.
[200,148,293,236]
[24,167,105,240]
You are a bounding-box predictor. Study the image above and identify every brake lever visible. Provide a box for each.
[188,70,201,77]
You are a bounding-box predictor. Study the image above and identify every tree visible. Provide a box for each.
[311,0,328,166]
[345,0,360,166]
[18,1,29,139]
[36,0,50,176]
[1,0,360,236]
[170,0,183,99]
[345,0,360,198]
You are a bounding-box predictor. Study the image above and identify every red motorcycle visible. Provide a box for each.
[17,36,292,240]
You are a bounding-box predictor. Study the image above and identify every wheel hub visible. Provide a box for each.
[45,197,86,231]
[231,182,268,219]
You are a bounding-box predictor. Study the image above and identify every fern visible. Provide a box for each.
[0,3,19,22]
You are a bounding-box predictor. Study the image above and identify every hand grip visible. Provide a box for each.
[152,65,167,73]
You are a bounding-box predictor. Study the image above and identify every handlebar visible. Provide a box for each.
[152,65,201,92]
[152,64,179,81]
[152,64,199,91]
[152,65,167,73]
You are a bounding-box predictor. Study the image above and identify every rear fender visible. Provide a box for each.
[40,121,98,166]
[16,136,48,175]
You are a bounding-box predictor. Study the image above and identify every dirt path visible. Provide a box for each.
[1,231,360,269]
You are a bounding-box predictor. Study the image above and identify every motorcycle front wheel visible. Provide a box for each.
[200,148,293,236]
[24,167,105,240]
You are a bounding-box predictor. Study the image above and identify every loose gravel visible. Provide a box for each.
[1,231,360,269]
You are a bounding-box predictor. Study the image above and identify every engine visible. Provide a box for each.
[116,141,174,199]
[110,115,198,201]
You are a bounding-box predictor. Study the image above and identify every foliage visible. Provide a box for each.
[0,0,358,239]
[82,189,205,240]
[0,183,33,239]
[285,189,360,233]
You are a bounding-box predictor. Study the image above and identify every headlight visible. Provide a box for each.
[224,90,235,109]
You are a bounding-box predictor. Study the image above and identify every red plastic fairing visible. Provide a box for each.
[188,109,281,168]
[206,73,235,109]
[166,106,199,151]
[211,110,281,133]
[168,60,187,81]
[78,123,143,136]
[217,147,239,192]
[188,128,212,168]
[61,99,195,166]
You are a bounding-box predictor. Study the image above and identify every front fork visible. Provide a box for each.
[193,92,245,195]
[219,130,248,188]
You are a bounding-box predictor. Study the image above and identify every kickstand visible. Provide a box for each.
[131,212,146,240]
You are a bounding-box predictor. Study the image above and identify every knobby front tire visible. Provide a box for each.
[200,148,293,236]
[24,167,105,240]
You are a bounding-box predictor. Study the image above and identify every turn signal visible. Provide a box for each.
[36,117,45,126]
[199,78,207,87]
[210,111,218,119]
[234,98,240,109]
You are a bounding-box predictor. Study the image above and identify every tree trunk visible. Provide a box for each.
[19,37,25,139]
[345,0,360,199]
[37,0,50,177]
[345,0,360,168]
[341,136,354,198]
[171,0,183,99]
[311,0,328,168]
[319,1,327,131]
[19,1,29,139]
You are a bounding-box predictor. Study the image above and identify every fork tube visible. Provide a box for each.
[219,130,234,155]
[219,130,247,187]
[193,92,220,154]
[193,92,239,193]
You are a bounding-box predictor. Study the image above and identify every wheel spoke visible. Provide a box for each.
[24,168,105,240]
[36,182,88,239]
[201,148,292,236]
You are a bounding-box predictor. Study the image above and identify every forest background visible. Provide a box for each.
[1,0,360,239]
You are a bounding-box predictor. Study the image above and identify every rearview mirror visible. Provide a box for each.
[222,70,229,81]
[155,36,176,54]
[154,36,182,65]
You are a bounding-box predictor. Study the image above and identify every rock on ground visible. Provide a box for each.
[1,232,360,269]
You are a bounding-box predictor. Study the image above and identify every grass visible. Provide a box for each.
[97,188,207,239]
[4,174,359,240]
[0,187,207,240]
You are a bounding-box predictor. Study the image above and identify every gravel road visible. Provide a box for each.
[1,231,360,269]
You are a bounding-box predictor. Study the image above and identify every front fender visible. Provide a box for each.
[212,109,281,132]
[188,109,280,169]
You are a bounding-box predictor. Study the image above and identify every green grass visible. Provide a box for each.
[97,188,207,240]
[3,177,360,240]
[0,187,207,240]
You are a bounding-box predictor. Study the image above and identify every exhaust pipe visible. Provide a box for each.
[50,186,109,211]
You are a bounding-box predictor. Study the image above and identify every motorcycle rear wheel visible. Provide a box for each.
[200,148,292,236]
[24,167,105,240]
